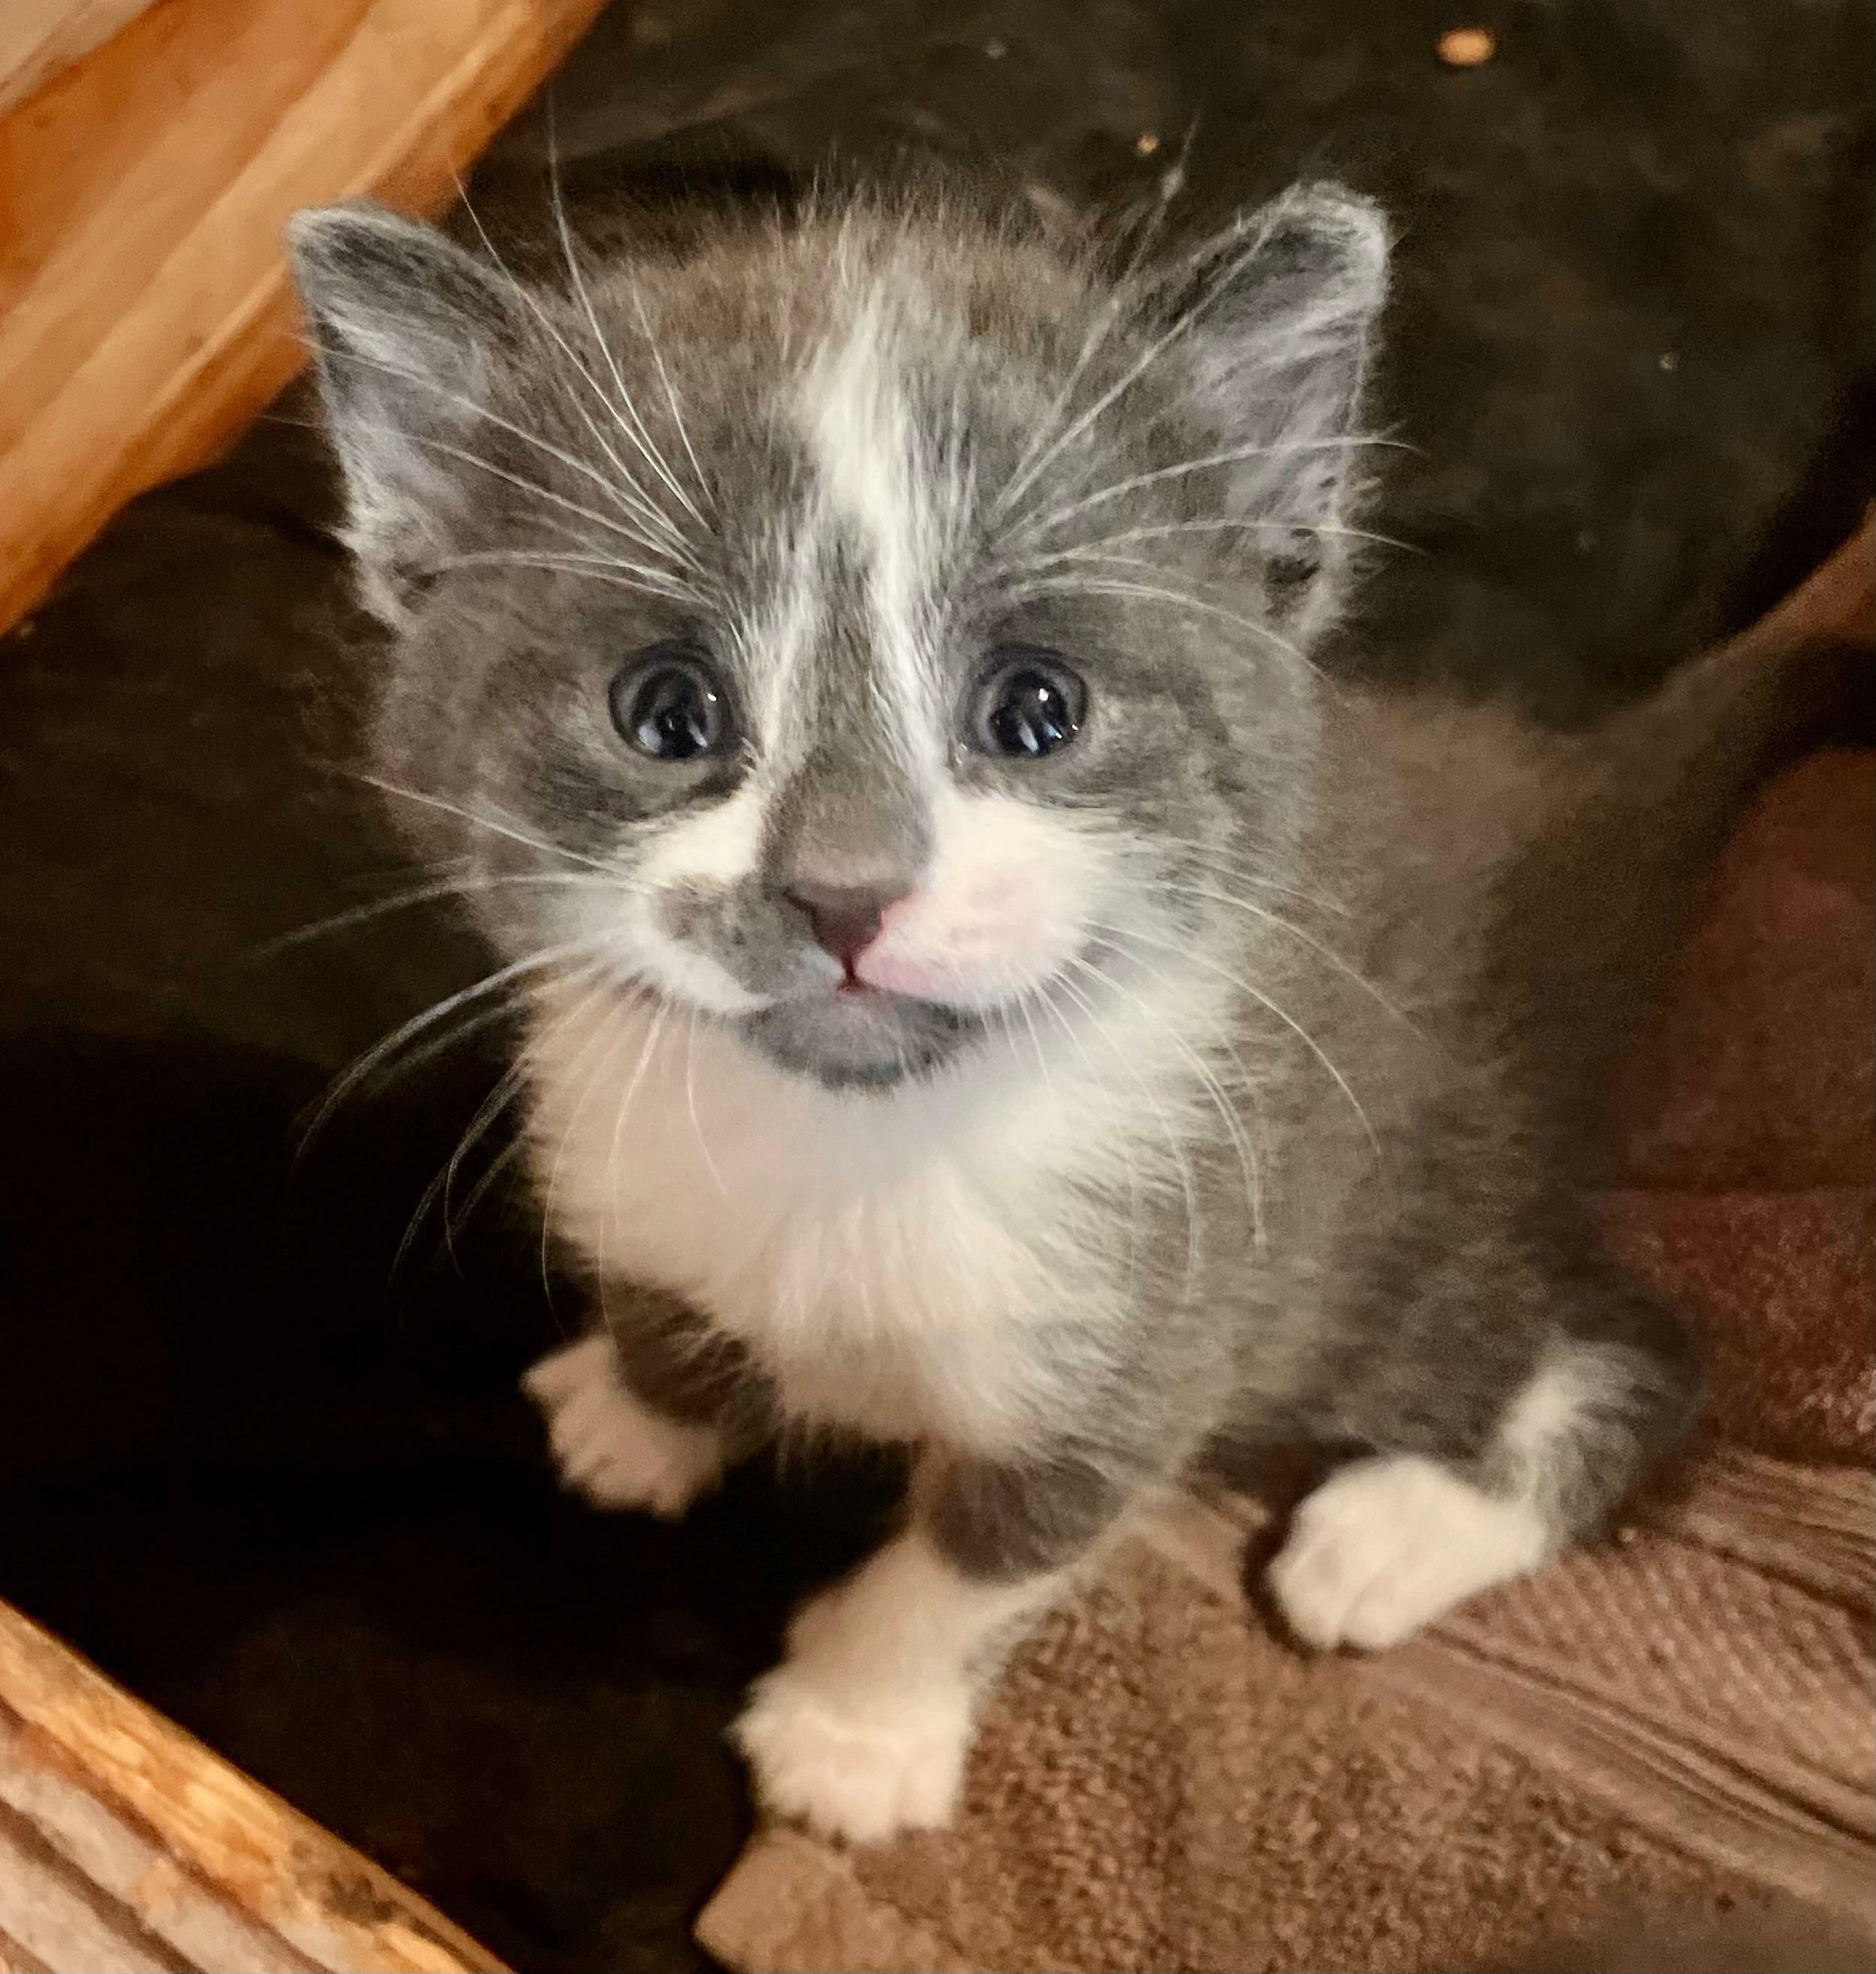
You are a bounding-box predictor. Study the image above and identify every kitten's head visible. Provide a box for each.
[289,180,1386,1089]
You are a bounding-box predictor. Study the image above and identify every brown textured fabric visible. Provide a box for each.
[698,539,1876,1973]
[698,1459,1874,1972]
[1606,749,1876,1468]
[1616,751,1875,1196]
[1607,1185,1875,1466]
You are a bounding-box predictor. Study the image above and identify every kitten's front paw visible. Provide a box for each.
[523,1336,724,1517]
[1268,1454,1550,1650]
[731,1666,973,1845]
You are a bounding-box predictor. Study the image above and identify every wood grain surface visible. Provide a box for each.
[0,2,158,116]
[0,0,611,636]
[0,1596,508,1974]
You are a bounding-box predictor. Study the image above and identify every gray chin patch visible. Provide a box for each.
[739,991,983,1091]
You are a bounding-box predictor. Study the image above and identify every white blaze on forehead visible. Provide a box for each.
[740,545,822,755]
[791,288,944,770]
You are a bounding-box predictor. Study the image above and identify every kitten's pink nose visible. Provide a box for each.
[786,881,906,973]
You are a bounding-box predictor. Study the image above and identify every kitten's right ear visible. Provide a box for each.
[288,203,517,622]
[1158,185,1390,637]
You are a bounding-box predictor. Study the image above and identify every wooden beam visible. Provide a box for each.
[0,0,611,636]
[0,1596,506,1973]
[0,3,158,116]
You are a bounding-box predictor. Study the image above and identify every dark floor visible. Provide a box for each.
[1,4,1871,1968]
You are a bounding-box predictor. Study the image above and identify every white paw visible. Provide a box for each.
[522,1336,724,1517]
[731,1665,974,1845]
[1268,1454,1551,1651]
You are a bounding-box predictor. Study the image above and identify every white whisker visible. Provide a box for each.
[1003,574,1314,672]
[249,869,615,955]
[1057,954,1205,1295]
[326,415,696,577]
[683,1008,729,1199]
[453,174,695,556]
[1086,918,1383,1162]
[1012,515,1417,570]
[441,1132,529,1253]
[603,998,673,1289]
[306,336,687,566]
[1069,951,1264,1258]
[1009,987,1054,1099]
[543,145,707,530]
[397,960,610,1280]
[998,153,1191,511]
[297,940,590,1157]
[632,284,710,505]
[1149,877,1424,1036]
[994,203,1293,527]
[1101,835,1350,915]
[1028,968,1148,1284]
[352,774,616,875]
[417,547,701,605]
[533,975,639,1304]
[1009,435,1407,547]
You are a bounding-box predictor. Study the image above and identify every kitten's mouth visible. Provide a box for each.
[739,974,981,1089]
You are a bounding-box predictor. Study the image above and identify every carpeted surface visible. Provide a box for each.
[0,3,1871,1968]
[698,1456,1874,1974]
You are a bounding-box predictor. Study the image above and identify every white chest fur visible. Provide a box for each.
[520,980,1196,1451]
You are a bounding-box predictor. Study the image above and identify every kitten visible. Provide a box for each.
[288,176,1805,1845]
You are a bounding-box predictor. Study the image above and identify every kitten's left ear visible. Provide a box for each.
[1164,183,1390,628]
[288,202,520,622]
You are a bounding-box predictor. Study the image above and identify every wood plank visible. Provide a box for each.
[0,1597,507,1974]
[0,0,611,636]
[0,2,157,117]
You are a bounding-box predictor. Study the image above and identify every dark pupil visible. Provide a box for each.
[630,667,718,761]
[988,671,1075,758]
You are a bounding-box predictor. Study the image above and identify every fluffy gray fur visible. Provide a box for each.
[288,176,1791,1843]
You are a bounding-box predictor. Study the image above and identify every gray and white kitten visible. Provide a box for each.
[288,177,1788,1846]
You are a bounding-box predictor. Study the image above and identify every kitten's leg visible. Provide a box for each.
[523,1291,762,1519]
[731,1450,1126,1843]
[1269,1325,1696,1650]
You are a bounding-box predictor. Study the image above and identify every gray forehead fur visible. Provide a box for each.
[288,179,1386,636]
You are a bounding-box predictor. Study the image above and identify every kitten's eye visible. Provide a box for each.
[972,649,1086,760]
[610,646,732,763]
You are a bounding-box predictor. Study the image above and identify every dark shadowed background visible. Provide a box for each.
[1,3,1871,1966]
